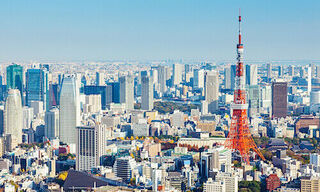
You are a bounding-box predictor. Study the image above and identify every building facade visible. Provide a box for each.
[59,75,80,145]
[76,124,105,171]
[272,82,288,118]
[4,89,23,150]
[141,74,154,110]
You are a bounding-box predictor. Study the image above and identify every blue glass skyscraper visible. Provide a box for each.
[26,68,49,110]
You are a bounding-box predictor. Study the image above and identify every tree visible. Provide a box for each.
[261,149,273,161]
[58,171,68,181]
[233,160,242,168]
[239,181,261,192]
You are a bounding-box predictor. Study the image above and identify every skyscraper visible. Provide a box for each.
[267,63,272,81]
[110,82,120,103]
[272,82,287,118]
[26,68,49,110]
[173,63,183,86]
[230,65,237,90]
[83,85,108,110]
[95,72,105,86]
[45,108,59,140]
[76,124,105,171]
[49,83,60,107]
[247,85,260,117]
[120,75,134,110]
[6,64,23,102]
[59,75,80,145]
[141,73,154,110]
[157,66,168,95]
[105,84,113,105]
[278,66,283,77]
[288,65,295,76]
[260,85,272,115]
[4,89,23,149]
[245,65,257,85]
[299,66,305,78]
[193,69,205,89]
[307,64,312,95]
[205,71,219,113]
[224,67,231,89]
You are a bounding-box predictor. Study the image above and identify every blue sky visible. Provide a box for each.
[0,0,319,62]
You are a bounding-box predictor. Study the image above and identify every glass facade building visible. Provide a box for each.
[6,64,23,101]
[26,68,49,110]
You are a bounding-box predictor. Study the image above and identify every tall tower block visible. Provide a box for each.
[224,11,265,164]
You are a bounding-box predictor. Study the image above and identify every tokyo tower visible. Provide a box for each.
[224,11,265,164]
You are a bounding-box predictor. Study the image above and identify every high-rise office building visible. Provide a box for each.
[83,85,108,110]
[184,64,191,81]
[141,73,154,110]
[205,71,219,113]
[246,65,257,86]
[110,82,120,103]
[26,68,49,110]
[310,90,320,113]
[76,124,105,171]
[49,83,60,107]
[267,63,272,80]
[288,65,295,76]
[105,84,113,105]
[59,75,80,145]
[230,65,237,90]
[193,69,205,90]
[272,82,287,118]
[173,63,183,86]
[84,94,101,113]
[4,89,23,149]
[260,85,272,115]
[95,72,105,86]
[278,66,283,77]
[247,85,260,117]
[0,107,4,135]
[307,65,312,95]
[23,106,33,129]
[113,156,136,183]
[157,66,168,95]
[6,64,23,102]
[45,108,59,140]
[0,76,4,101]
[151,68,158,86]
[120,75,134,110]
[224,67,231,89]
[299,66,305,78]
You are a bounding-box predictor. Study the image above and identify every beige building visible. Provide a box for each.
[301,177,320,192]
[204,178,225,192]
[4,89,23,150]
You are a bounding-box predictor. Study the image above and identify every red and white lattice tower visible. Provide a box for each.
[224,10,265,164]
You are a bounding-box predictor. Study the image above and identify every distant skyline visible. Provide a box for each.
[0,0,319,62]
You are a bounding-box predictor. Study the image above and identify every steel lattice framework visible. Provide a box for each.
[224,11,265,164]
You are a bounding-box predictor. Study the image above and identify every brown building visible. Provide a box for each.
[295,115,320,135]
[197,121,216,135]
[301,176,320,192]
[266,174,281,191]
[272,82,287,118]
